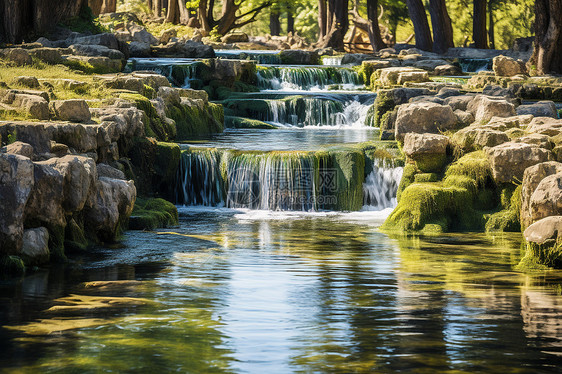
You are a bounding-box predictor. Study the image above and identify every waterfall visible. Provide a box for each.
[362,161,403,210]
[458,58,492,73]
[257,66,362,91]
[322,56,344,66]
[265,97,371,127]
[177,149,402,212]
[126,59,199,87]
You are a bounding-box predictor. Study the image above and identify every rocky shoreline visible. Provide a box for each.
[1,17,561,275]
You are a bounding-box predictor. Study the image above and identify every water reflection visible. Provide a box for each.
[1,211,562,372]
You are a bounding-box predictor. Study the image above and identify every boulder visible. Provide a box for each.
[444,94,475,111]
[158,87,181,107]
[526,117,562,137]
[341,53,379,65]
[14,76,40,89]
[395,102,458,142]
[492,55,526,76]
[486,142,553,184]
[85,177,136,242]
[159,29,177,44]
[97,163,126,180]
[181,40,215,58]
[29,48,63,64]
[21,227,50,265]
[0,154,34,253]
[521,161,562,229]
[69,44,125,60]
[413,59,449,71]
[42,155,97,214]
[279,50,319,65]
[221,32,249,44]
[130,26,159,46]
[528,172,562,225]
[524,216,562,244]
[516,101,558,118]
[1,48,32,65]
[482,85,515,98]
[515,134,552,149]
[403,133,450,172]
[24,161,65,227]
[434,64,462,76]
[376,67,429,87]
[453,126,509,151]
[454,109,474,126]
[485,115,534,131]
[49,100,91,123]
[13,94,49,120]
[3,141,34,158]
[466,95,516,123]
[65,55,123,72]
[65,33,121,50]
[397,71,430,85]
[436,87,461,99]
[128,41,151,58]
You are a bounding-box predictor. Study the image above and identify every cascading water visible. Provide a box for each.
[126,58,198,87]
[322,56,344,66]
[458,58,492,73]
[362,161,403,210]
[176,149,402,212]
[257,66,362,91]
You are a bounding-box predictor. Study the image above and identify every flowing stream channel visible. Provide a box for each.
[1,53,562,373]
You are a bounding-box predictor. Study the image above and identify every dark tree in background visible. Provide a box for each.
[529,0,562,74]
[270,4,281,36]
[405,0,432,51]
[428,0,453,53]
[366,0,386,51]
[197,0,271,35]
[473,0,487,48]
[287,3,295,34]
[317,0,350,50]
[0,0,86,44]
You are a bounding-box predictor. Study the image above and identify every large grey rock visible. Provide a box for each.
[21,227,50,265]
[521,162,562,229]
[158,87,181,107]
[42,155,97,214]
[515,134,552,149]
[526,117,562,137]
[128,41,151,58]
[24,161,65,227]
[1,48,32,65]
[413,59,449,71]
[486,142,553,184]
[434,64,462,76]
[279,50,319,65]
[97,163,126,180]
[3,141,34,158]
[444,94,475,111]
[492,55,526,77]
[453,126,509,151]
[65,33,121,50]
[524,216,562,244]
[13,94,50,120]
[49,99,91,123]
[69,44,125,60]
[376,67,429,87]
[85,177,136,242]
[466,95,516,123]
[403,133,449,172]
[485,115,534,131]
[528,172,562,225]
[29,48,63,64]
[0,154,34,254]
[130,26,159,46]
[395,102,458,142]
[221,32,249,44]
[517,101,558,118]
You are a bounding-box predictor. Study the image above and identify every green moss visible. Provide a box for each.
[414,173,439,183]
[155,142,181,181]
[65,217,89,252]
[0,255,25,278]
[518,241,562,269]
[171,102,224,140]
[371,90,396,128]
[397,163,418,202]
[120,93,173,141]
[414,153,447,173]
[485,185,521,232]
[444,150,493,188]
[47,225,67,262]
[225,116,276,129]
[129,197,179,230]
[221,98,270,120]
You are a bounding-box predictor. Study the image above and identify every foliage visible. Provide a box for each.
[60,5,108,35]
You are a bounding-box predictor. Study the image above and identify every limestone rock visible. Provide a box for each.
[69,44,125,60]
[13,94,50,120]
[486,142,553,184]
[376,67,429,87]
[526,117,562,137]
[65,55,123,73]
[524,216,562,244]
[279,50,319,65]
[158,87,181,107]
[29,48,63,64]
[97,163,126,180]
[485,115,534,131]
[444,95,475,111]
[434,64,463,76]
[454,109,474,126]
[453,126,509,151]
[403,133,449,172]
[515,134,552,149]
[3,141,34,158]
[521,162,562,229]
[24,161,65,227]
[130,26,159,46]
[0,154,34,254]
[395,102,457,142]
[492,55,526,76]
[49,99,91,123]
[21,227,50,265]
[221,32,249,44]
[528,172,562,225]
[2,48,32,65]
[466,95,516,123]
[128,41,151,58]
[517,101,558,118]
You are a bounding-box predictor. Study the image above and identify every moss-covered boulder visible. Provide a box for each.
[519,216,562,269]
[129,197,179,230]
[225,116,276,129]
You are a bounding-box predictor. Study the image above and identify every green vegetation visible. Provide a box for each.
[225,116,277,129]
[0,255,25,278]
[129,197,179,231]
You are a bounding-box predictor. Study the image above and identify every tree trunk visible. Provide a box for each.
[287,4,295,34]
[177,0,190,24]
[405,0,432,51]
[89,0,103,16]
[100,0,116,14]
[317,0,349,51]
[270,8,281,36]
[428,0,453,54]
[366,0,386,51]
[318,0,327,40]
[473,0,487,48]
[166,0,180,23]
[488,1,495,49]
[529,0,562,74]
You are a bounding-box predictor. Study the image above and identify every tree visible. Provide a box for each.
[367,0,387,51]
[428,0,453,53]
[89,0,103,16]
[473,0,487,48]
[318,0,327,40]
[405,0,432,51]
[317,0,350,50]
[379,0,409,44]
[195,0,271,35]
[100,0,117,14]
[269,2,281,36]
[529,0,562,74]
[287,3,295,34]
[0,0,86,44]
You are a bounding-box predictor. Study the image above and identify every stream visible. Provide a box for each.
[1,53,562,373]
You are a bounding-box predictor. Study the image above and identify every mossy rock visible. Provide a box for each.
[129,197,179,230]
[171,102,224,140]
[120,93,174,141]
[65,217,89,252]
[0,255,25,278]
[518,241,562,269]
[414,173,439,183]
[397,163,418,202]
[485,185,521,232]
[225,116,276,129]
[414,153,448,173]
[371,90,396,129]
[221,99,270,121]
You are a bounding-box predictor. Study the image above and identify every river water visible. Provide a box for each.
[1,54,562,373]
